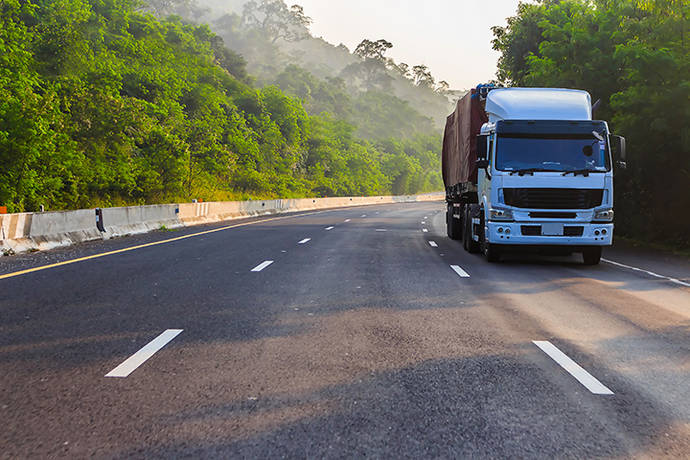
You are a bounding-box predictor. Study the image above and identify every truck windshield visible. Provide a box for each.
[496,135,610,172]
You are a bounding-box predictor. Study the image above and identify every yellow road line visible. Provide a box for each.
[0,211,325,281]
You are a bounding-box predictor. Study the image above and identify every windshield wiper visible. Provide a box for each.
[562,169,595,177]
[509,168,562,176]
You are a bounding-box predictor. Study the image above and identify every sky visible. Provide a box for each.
[294,0,528,90]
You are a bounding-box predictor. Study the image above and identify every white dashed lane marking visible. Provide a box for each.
[298,238,311,244]
[429,241,438,248]
[602,258,690,287]
[361,215,367,218]
[450,265,470,278]
[376,229,387,232]
[344,219,351,222]
[251,260,274,272]
[105,329,183,378]
[325,226,334,231]
[533,341,614,395]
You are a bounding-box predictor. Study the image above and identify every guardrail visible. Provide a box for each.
[0,193,443,255]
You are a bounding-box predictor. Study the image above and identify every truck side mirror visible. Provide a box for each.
[476,135,488,159]
[612,135,626,169]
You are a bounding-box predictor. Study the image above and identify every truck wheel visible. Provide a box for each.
[484,243,501,262]
[446,209,452,238]
[582,247,602,265]
[464,207,480,253]
[480,211,500,262]
[462,207,469,251]
[447,204,462,240]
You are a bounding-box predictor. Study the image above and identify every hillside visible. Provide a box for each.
[0,0,445,213]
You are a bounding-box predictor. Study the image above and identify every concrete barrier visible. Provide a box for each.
[177,193,444,226]
[0,193,444,255]
[0,213,33,254]
[102,204,182,238]
[29,209,102,251]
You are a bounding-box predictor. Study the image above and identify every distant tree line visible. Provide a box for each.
[205,0,454,133]
[492,0,689,247]
[344,38,451,96]
[0,0,443,213]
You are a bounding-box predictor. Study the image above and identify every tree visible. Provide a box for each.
[142,0,207,20]
[340,38,395,91]
[491,0,690,246]
[242,0,313,44]
[435,80,450,95]
[396,62,411,79]
[354,39,393,61]
[412,64,435,88]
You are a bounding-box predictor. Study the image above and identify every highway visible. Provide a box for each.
[1,201,689,458]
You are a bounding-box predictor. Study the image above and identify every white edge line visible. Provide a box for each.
[602,258,690,287]
[533,340,614,395]
[298,238,311,244]
[251,260,274,272]
[429,241,438,247]
[105,329,183,378]
[450,265,470,278]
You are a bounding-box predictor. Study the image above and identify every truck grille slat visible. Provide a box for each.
[504,188,603,209]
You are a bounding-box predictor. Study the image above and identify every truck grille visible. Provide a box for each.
[504,188,603,209]
[520,226,584,236]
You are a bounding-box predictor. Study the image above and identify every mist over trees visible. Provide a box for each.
[0,0,446,213]
[492,0,689,246]
[188,0,455,130]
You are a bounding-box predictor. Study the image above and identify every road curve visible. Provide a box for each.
[1,202,688,458]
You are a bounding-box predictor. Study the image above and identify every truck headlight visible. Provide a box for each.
[593,208,614,222]
[489,207,513,221]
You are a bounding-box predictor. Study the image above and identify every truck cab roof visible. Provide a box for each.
[486,88,592,123]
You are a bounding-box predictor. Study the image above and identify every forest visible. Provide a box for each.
[0,0,451,213]
[492,0,689,245]
[2,0,687,248]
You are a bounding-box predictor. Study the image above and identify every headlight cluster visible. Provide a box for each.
[593,208,614,222]
[489,207,513,221]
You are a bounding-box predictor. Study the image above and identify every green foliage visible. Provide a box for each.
[0,0,442,213]
[492,0,690,247]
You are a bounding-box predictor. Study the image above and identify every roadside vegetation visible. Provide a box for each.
[0,0,450,213]
[492,0,689,247]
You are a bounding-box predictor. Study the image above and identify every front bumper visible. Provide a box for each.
[486,221,613,246]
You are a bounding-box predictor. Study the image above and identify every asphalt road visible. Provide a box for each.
[1,202,689,458]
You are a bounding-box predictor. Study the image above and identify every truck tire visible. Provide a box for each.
[480,210,501,262]
[446,209,452,238]
[484,242,501,262]
[462,206,469,251]
[447,204,462,240]
[582,247,602,265]
[464,206,480,253]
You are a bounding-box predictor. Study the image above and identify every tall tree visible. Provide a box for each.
[242,0,313,44]
[412,64,435,88]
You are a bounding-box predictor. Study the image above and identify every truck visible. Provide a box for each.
[442,85,627,264]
